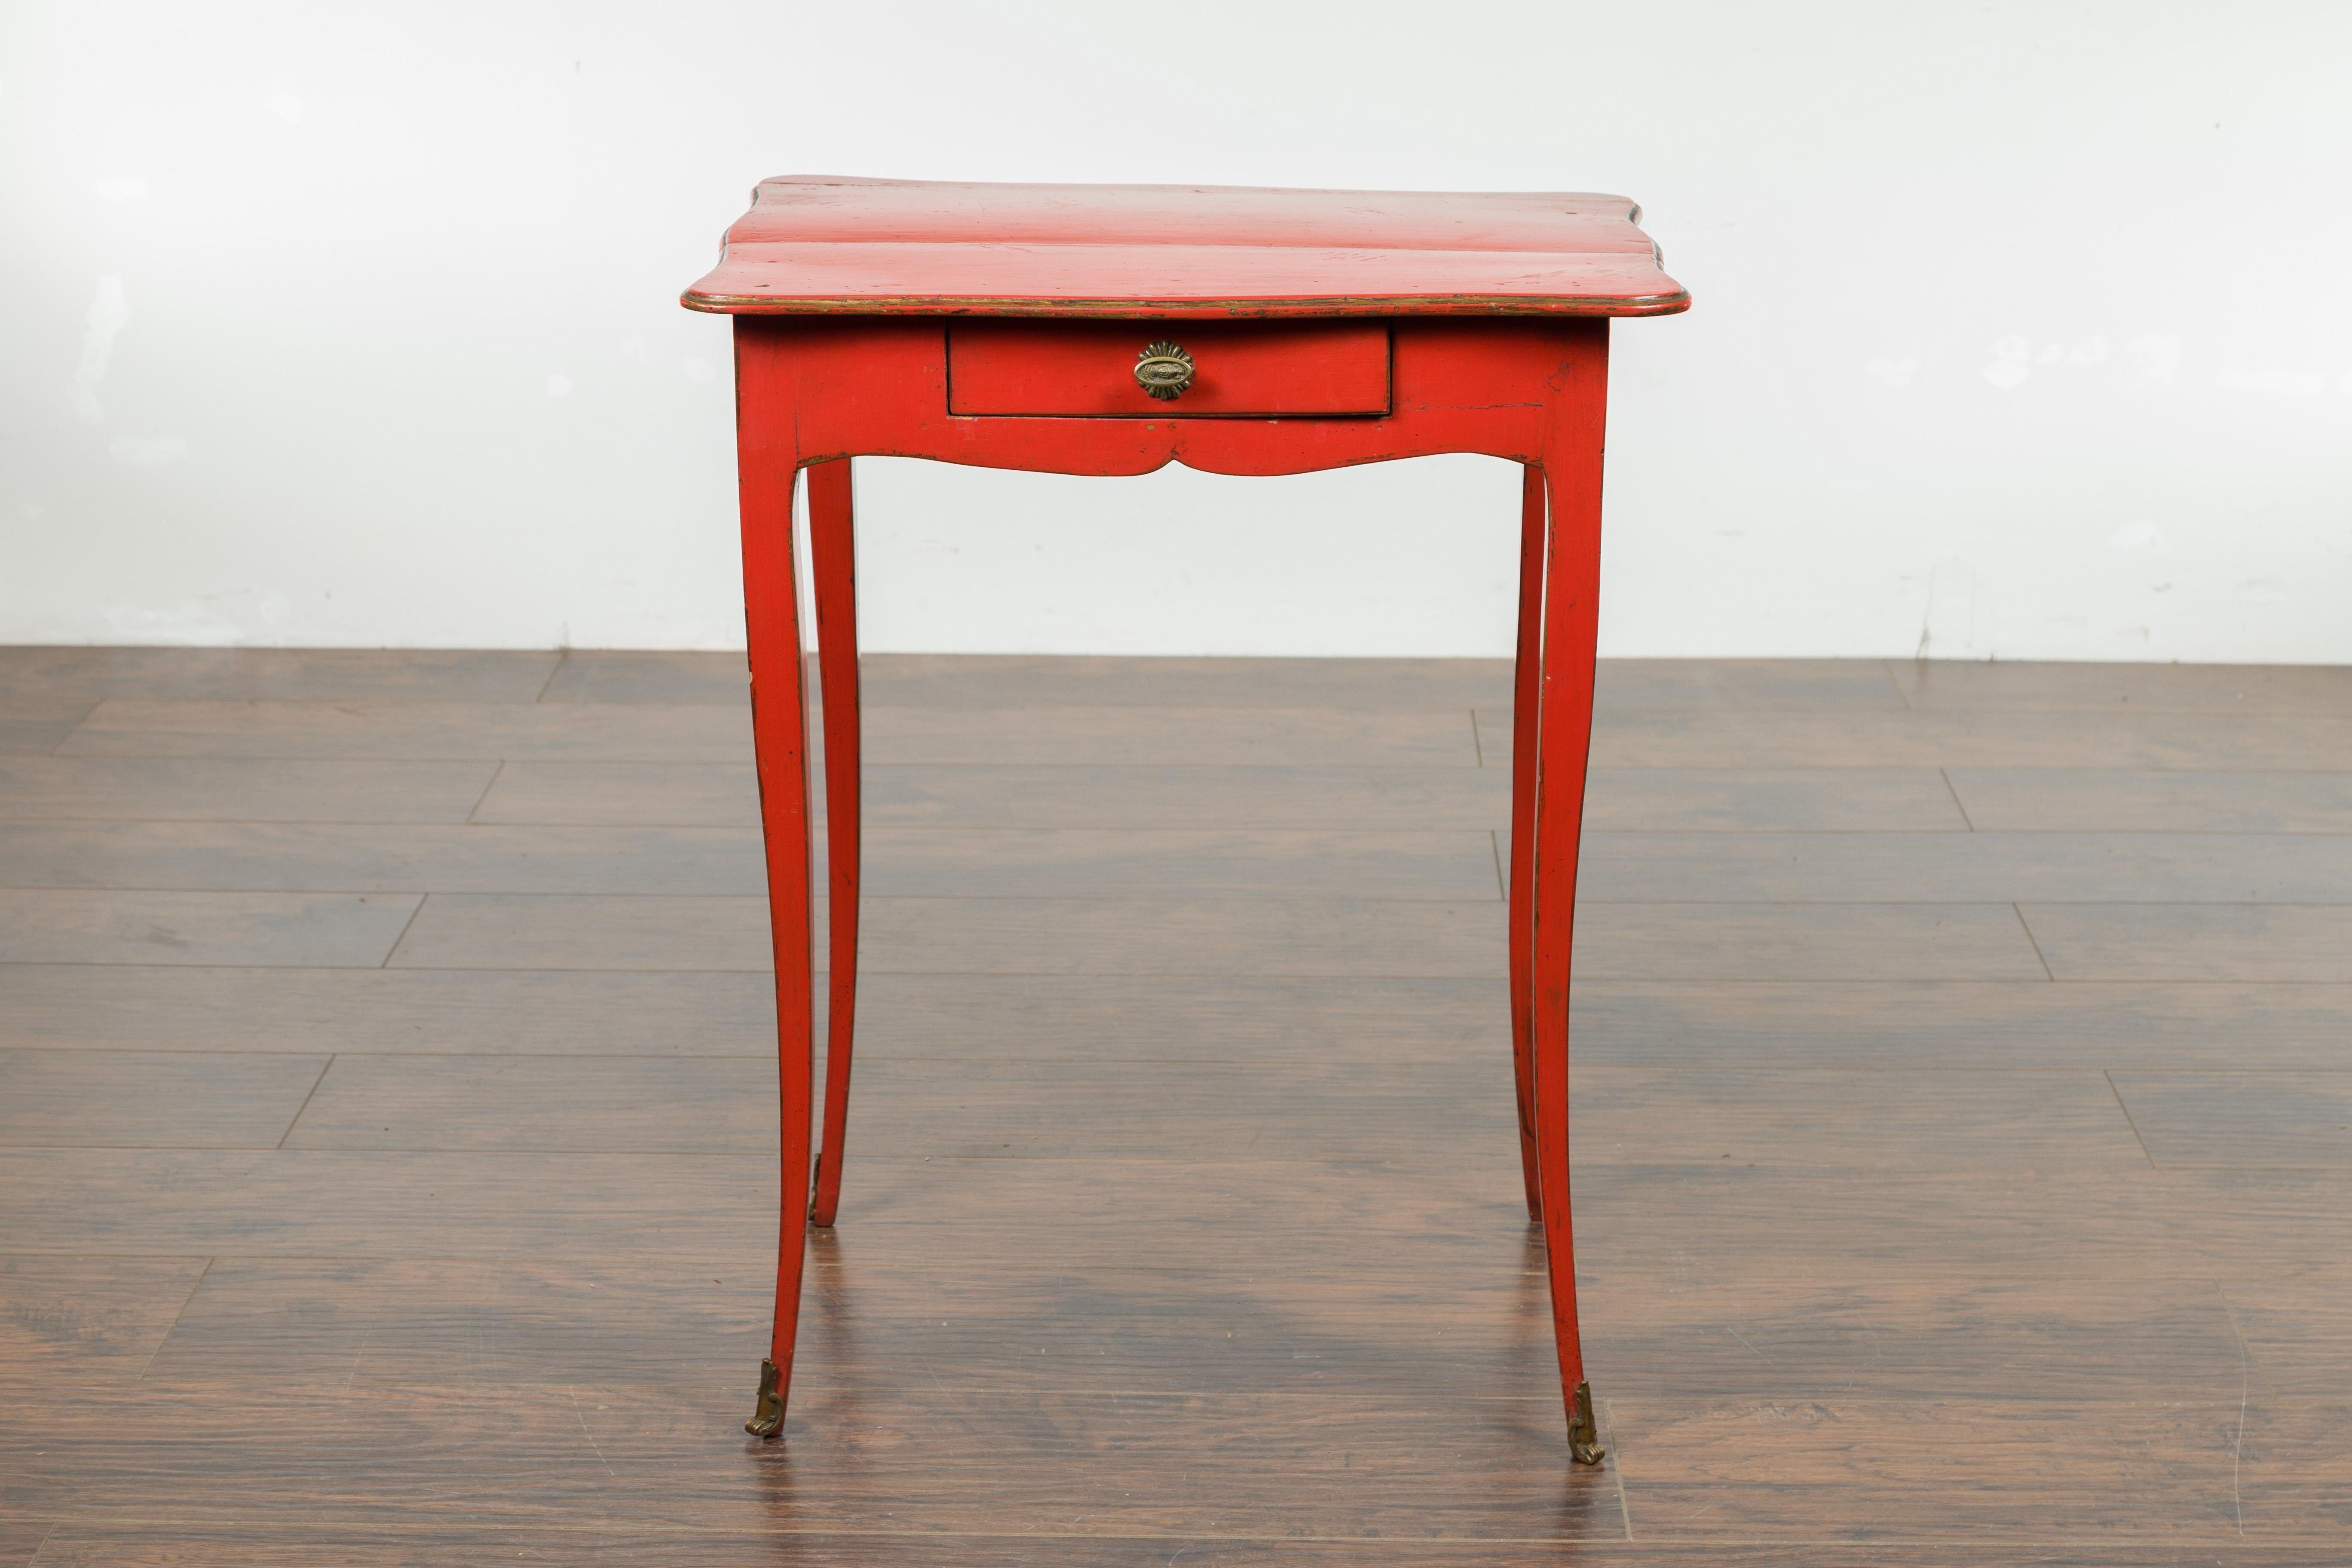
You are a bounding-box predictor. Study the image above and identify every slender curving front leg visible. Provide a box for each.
[1506,464,1547,1223]
[1529,323,1611,1464]
[736,332,818,1439]
[806,458,862,1229]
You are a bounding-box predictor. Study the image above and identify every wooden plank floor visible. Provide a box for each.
[3,647,2349,1566]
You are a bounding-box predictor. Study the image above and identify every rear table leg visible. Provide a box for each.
[808,458,862,1230]
[1507,464,1546,1223]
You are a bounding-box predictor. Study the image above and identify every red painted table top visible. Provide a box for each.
[683,176,1688,320]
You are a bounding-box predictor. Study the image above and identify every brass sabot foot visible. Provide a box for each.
[744,1357,784,1439]
[1568,1380,1606,1466]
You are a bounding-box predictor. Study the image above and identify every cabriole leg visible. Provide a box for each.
[807,458,862,1230]
[1530,324,1611,1464]
[737,376,818,1439]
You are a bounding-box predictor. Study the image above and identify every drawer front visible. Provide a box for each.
[947,321,1390,418]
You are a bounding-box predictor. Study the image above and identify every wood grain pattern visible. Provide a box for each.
[2019,903,2352,982]
[473,763,1971,834]
[0,1521,49,1568]
[0,756,501,823]
[0,1050,327,1147]
[0,821,768,895]
[1577,830,2352,903]
[0,1381,1631,1537]
[55,701,753,762]
[1565,979,2352,1069]
[1576,1276,2255,1402]
[0,889,420,966]
[1891,658,2352,713]
[386,894,1513,975]
[271,1056,2143,1169]
[6,649,2351,1553]
[536,650,747,706]
[2220,1270,2352,1399]
[0,646,560,703]
[0,698,96,756]
[383,893,2053,979]
[57,968,2336,1068]
[139,1256,2257,1404]
[18,1143,2343,1276]
[469,760,765,826]
[2109,1072,2352,1168]
[839,828,1502,899]
[855,655,1895,714]
[856,705,1481,766]
[0,1254,209,1380]
[860,653,1513,710]
[20,820,2351,905]
[1610,1397,2346,1541]
[1490,708,2352,770]
[24,1531,2351,1568]
[1566,1066,2144,1168]
[1949,768,2352,833]
[0,964,775,1054]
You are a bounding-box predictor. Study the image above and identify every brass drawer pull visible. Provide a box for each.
[1134,340,1196,401]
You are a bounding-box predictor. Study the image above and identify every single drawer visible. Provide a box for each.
[947,321,1390,418]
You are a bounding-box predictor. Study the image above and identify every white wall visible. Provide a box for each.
[3,1,2348,660]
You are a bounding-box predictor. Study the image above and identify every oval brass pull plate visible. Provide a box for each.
[1134,340,1195,401]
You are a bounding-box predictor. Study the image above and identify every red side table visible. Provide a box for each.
[682,176,1688,1463]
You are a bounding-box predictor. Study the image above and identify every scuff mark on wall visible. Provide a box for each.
[1917,558,1978,658]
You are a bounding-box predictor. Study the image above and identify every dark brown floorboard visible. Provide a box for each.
[851,706,1482,766]
[1579,830,2352,903]
[2109,1072,2352,1168]
[55,700,755,762]
[2220,1271,2352,1400]
[274,1057,2139,1169]
[0,756,501,823]
[15,1145,2348,1280]
[0,1521,45,1568]
[21,1534,2351,1568]
[386,893,1519,974]
[1491,708,2352,770]
[0,1381,1634,1540]
[0,646,560,702]
[4,649,2349,1558]
[0,965,777,1054]
[1566,978,2352,1068]
[0,889,420,966]
[537,649,747,705]
[472,761,1970,833]
[861,653,1521,710]
[383,893,2051,978]
[1948,767,2352,832]
[140,1257,2256,1405]
[2020,903,2352,981]
[1889,658,2352,712]
[0,1050,327,1147]
[1610,1396,2346,1541]
[0,1253,209,1379]
[0,821,770,896]
[44,967,2347,1069]
[0,698,97,756]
